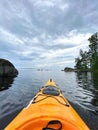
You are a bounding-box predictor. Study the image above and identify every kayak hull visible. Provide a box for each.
[5,79,90,130]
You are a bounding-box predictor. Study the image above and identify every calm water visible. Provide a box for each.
[0,68,98,118]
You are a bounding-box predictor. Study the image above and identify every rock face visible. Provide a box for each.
[0,59,18,77]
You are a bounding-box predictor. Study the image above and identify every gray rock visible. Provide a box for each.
[0,59,18,77]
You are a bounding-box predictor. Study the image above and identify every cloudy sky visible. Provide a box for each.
[0,0,98,69]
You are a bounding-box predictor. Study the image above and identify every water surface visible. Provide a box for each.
[0,68,98,129]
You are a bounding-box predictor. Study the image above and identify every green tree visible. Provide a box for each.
[75,57,82,69]
[75,32,98,72]
[80,49,88,69]
[88,32,98,71]
[75,49,89,70]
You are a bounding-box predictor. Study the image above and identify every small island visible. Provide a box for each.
[64,67,74,72]
[63,67,91,72]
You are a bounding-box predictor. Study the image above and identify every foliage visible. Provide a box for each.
[75,50,90,70]
[75,32,98,72]
[88,32,98,71]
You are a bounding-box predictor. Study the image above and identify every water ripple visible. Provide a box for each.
[0,69,98,117]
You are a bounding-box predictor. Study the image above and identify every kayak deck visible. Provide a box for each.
[5,79,90,130]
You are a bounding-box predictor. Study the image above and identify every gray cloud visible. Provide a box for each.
[0,0,98,68]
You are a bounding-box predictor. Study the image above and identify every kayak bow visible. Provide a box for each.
[5,79,90,130]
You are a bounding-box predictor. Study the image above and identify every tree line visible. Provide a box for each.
[75,32,98,72]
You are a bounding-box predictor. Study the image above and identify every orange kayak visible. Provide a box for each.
[5,79,90,130]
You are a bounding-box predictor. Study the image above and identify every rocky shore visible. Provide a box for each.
[0,58,18,77]
[63,67,91,72]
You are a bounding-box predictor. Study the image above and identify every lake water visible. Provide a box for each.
[0,68,98,129]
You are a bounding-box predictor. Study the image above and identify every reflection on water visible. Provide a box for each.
[0,69,98,118]
[0,76,15,91]
[76,72,98,109]
[92,72,98,90]
[91,72,98,106]
[76,72,92,90]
